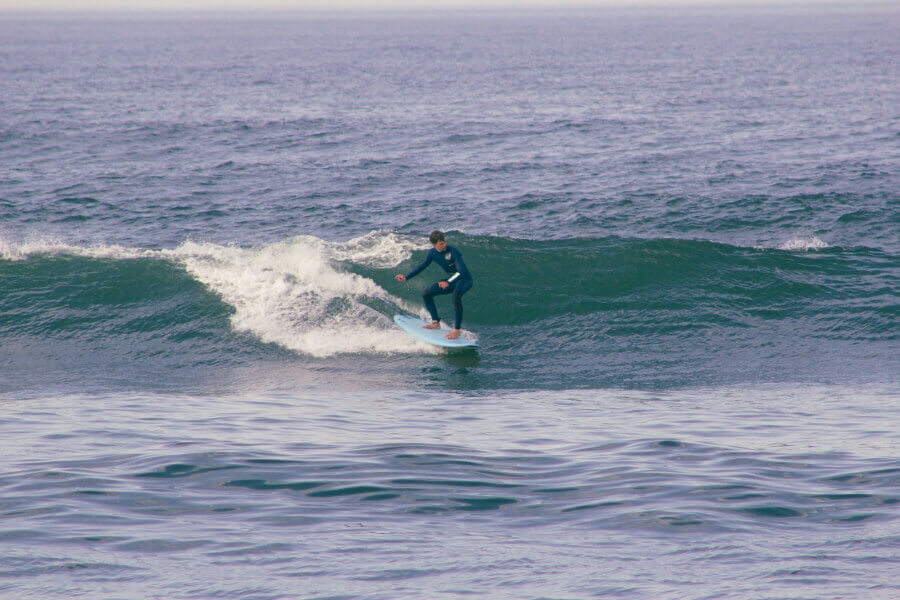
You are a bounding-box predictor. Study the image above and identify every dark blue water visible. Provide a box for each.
[1,8,898,599]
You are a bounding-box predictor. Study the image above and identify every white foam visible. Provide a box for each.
[172,235,432,357]
[0,231,438,357]
[778,235,829,251]
[327,230,422,268]
[0,234,153,261]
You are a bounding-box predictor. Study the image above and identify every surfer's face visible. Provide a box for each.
[433,240,447,252]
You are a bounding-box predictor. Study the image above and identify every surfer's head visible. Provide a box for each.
[429,230,447,251]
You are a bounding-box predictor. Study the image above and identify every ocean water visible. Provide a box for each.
[1,7,898,599]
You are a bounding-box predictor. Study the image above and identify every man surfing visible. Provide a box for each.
[395,230,474,339]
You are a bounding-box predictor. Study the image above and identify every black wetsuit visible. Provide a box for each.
[404,245,474,329]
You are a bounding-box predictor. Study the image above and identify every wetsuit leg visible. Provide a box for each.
[451,279,473,329]
[422,282,452,322]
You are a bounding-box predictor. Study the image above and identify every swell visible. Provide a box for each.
[6,439,898,534]
[0,251,267,391]
[2,233,896,351]
[0,233,426,389]
[370,234,898,341]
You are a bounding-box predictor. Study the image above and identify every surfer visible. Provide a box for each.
[395,230,474,339]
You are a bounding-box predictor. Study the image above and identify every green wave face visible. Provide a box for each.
[0,252,271,395]
[384,234,896,337]
[368,233,897,389]
[0,254,228,339]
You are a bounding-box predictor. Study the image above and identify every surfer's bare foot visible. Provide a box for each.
[445,329,461,339]
[422,321,441,330]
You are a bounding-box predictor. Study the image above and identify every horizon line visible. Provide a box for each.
[0,0,891,12]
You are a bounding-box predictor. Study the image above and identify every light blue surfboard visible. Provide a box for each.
[393,314,481,349]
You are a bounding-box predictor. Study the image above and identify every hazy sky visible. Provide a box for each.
[0,0,877,10]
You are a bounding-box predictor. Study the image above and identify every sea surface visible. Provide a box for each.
[1,7,898,599]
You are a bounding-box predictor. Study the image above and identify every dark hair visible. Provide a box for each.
[429,230,445,245]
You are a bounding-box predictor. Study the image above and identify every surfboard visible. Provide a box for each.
[393,314,481,349]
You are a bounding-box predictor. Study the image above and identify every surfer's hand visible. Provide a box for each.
[438,281,449,289]
[395,274,406,282]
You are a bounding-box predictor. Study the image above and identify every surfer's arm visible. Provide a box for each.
[404,251,433,280]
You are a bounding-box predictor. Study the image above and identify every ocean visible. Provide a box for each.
[1,7,898,599]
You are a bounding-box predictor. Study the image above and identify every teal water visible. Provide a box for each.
[1,8,898,599]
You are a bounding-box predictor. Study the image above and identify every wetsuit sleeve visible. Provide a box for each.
[404,250,433,280]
